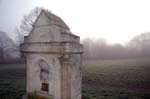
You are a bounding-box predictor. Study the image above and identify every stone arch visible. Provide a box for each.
[33,57,52,92]
[38,59,50,82]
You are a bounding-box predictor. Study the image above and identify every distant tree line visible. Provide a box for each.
[82,32,150,60]
[0,31,21,63]
[1,7,148,63]
[0,7,47,63]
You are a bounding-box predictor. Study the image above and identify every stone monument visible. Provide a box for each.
[21,10,83,99]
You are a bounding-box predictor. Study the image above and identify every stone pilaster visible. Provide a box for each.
[59,54,71,99]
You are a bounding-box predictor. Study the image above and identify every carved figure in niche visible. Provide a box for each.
[38,59,51,82]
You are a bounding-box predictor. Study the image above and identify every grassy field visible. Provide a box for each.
[0,64,26,99]
[82,58,150,99]
[0,58,150,99]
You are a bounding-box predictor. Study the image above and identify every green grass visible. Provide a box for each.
[0,64,26,99]
[82,58,150,99]
[0,58,150,99]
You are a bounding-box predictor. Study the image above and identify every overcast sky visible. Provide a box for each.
[0,0,150,44]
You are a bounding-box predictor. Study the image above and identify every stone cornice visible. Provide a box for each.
[20,42,83,54]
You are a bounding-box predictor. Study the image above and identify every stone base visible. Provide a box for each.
[22,91,54,99]
[22,94,28,99]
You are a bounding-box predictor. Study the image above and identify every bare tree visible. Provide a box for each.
[82,38,108,59]
[128,32,150,57]
[0,31,20,63]
[16,7,44,44]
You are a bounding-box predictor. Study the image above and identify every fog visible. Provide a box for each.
[1,6,150,63]
[82,32,150,60]
[0,2,150,99]
[1,0,150,44]
[0,0,38,40]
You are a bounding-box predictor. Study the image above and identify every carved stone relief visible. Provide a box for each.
[38,59,51,82]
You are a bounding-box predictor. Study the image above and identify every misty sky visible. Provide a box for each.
[1,0,150,44]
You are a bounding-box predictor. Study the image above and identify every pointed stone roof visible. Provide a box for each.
[42,10,70,30]
[21,9,83,54]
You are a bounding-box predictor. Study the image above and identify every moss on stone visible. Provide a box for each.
[28,92,53,99]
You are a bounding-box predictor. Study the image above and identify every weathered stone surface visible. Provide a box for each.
[21,9,83,99]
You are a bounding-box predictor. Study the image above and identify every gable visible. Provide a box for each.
[33,11,51,27]
[26,25,61,42]
[25,10,72,43]
[25,11,63,42]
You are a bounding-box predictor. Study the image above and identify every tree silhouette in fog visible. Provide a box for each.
[16,7,44,44]
[82,33,150,60]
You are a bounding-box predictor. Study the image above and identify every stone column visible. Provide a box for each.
[59,54,71,99]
